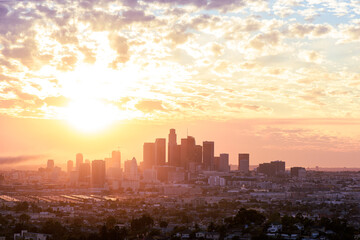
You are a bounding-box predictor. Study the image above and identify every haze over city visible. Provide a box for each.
[1,0,360,169]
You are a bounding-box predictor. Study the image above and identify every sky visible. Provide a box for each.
[1,0,360,169]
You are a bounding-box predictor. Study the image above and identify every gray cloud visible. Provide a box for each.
[0,155,45,165]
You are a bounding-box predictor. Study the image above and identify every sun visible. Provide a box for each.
[65,99,117,133]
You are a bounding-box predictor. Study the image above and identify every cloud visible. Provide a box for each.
[298,50,324,64]
[136,100,165,112]
[0,155,45,165]
[43,96,70,107]
[286,23,332,38]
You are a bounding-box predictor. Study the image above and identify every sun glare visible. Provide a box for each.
[65,99,117,133]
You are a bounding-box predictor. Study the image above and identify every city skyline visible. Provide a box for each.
[1,1,360,168]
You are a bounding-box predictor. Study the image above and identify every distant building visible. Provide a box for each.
[238,153,250,173]
[14,230,51,240]
[203,141,214,170]
[291,167,306,178]
[47,159,54,169]
[76,153,83,170]
[181,136,196,169]
[155,138,166,166]
[92,160,105,188]
[124,157,138,180]
[67,160,73,173]
[258,160,285,176]
[143,142,155,169]
[105,151,122,180]
[219,153,230,172]
[79,162,91,183]
[168,129,178,166]
[111,150,121,168]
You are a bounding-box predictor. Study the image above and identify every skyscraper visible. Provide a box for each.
[67,160,73,173]
[124,157,138,180]
[219,153,230,172]
[79,162,91,183]
[47,159,54,169]
[168,129,177,166]
[203,141,214,170]
[155,138,166,166]
[92,160,105,188]
[76,153,83,170]
[181,136,196,169]
[143,142,155,169]
[238,153,249,173]
[111,150,121,169]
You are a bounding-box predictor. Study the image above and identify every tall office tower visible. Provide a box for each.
[194,145,202,164]
[67,160,73,173]
[76,153,83,170]
[92,160,106,187]
[214,156,220,171]
[143,142,155,169]
[155,138,166,166]
[238,153,250,173]
[271,160,285,174]
[203,141,214,170]
[124,157,138,180]
[79,162,91,183]
[180,136,196,169]
[291,167,306,178]
[112,150,121,168]
[47,159,54,169]
[258,160,285,176]
[168,129,177,166]
[219,153,230,172]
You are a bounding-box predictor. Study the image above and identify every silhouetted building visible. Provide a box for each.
[271,160,285,174]
[168,129,178,166]
[124,157,138,180]
[203,141,214,170]
[143,143,155,169]
[258,160,285,176]
[219,153,230,172]
[291,167,306,178]
[47,159,54,169]
[76,153,83,170]
[155,138,166,166]
[67,160,73,173]
[238,153,250,173]
[92,160,105,188]
[106,150,122,180]
[79,162,91,183]
[194,145,202,164]
[111,150,121,168]
[181,136,196,169]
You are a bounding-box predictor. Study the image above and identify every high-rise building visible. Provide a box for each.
[67,160,73,173]
[79,162,91,183]
[111,150,121,169]
[219,153,230,172]
[76,153,83,170]
[258,160,285,176]
[181,136,196,169]
[106,150,122,180]
[203,141,214,170]
[47,159,54,169]
[124,157,138,180]
[291,167,306,178]
[194,145,202,164]
[238,153,250,173]
[143,142,155,169]
[155,138,166,166]
[271,160,285,174]
[92,160,105,187]
[168,129,177,166]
